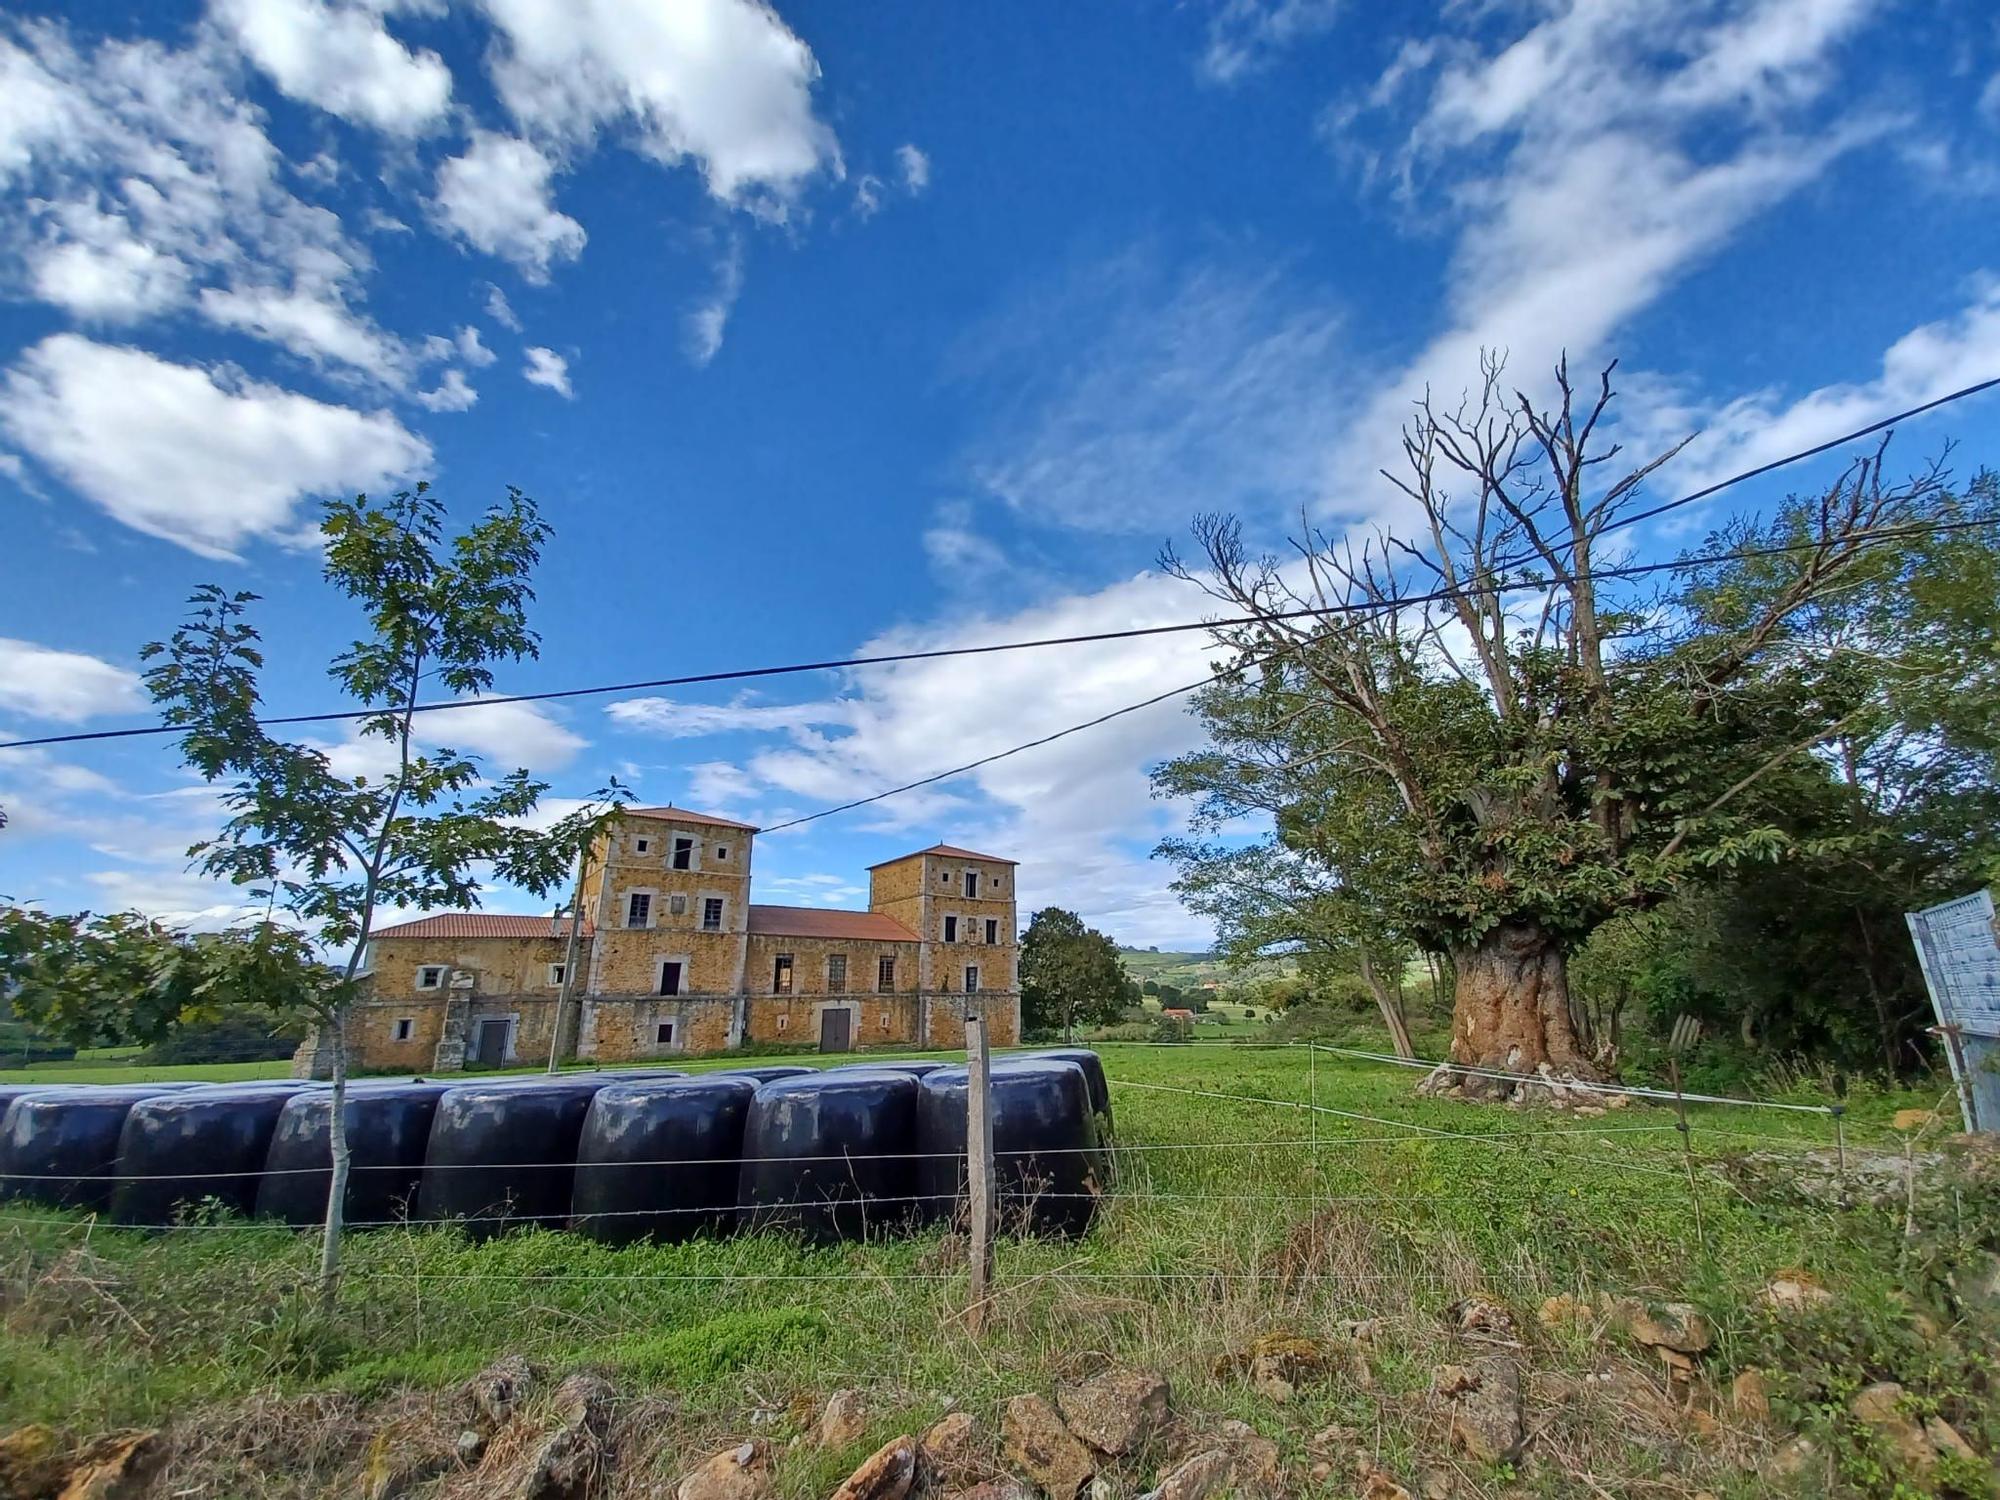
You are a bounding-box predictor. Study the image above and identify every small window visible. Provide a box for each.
[702,897,724,932]
[656,1020,677,1046]
[774,953,794,994]
[715,845,729,861]
[394,1017,414,1041]
[626,892,652,928]
[877,955,895,992]
[940,870,950,886]
[658,960,683,997]
[415,965,446,990]
[547,963,567,987]
[964,964,980,993]
[964,871,978,898]
[669,894,688,917]
[984,918,999,945]
[671,836,695,870]
[777,1014,789,1031]
[880,1012,891,1030]
[827,954,847,994]
[633,836,651,855]
[943,915,958,943]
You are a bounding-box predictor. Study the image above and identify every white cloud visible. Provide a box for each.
[522,344,572,397]
[896,143,929,193]
[685,759,760,809]
[1199,0,1343,85]
[426,698,587,771]
[413,367,477,411]
[0,638,143,722]
[483,281,522,330]
[954,247,1347,534]
[1,334,430,557]
[455,324,496,367]
[683,236,744,366]
[1330,0,1886,481]
[433,131,586,279]
[609,696,854,739]
[853,174,883,219]
[198,282,412,380]
[27,202,191,319]
[921,501,1024,588]
[214,0,452,136]
[476,0,838,209]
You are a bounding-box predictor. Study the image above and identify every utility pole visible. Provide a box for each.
[546,845,589,1074]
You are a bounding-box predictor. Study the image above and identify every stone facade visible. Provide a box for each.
[314,809,1022,1075]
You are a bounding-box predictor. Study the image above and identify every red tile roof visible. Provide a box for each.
[747,904,919,942]
[372,913,589,940]
[624,805,761,832]
[867,843,1017,869]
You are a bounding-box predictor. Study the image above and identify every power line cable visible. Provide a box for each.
[3,377,1993,757]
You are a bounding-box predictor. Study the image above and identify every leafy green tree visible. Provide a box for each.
[1158,355,1969,1095]
[1141,978,1160,997]
[142,484,592,1291]
[1019,906,1140,1041]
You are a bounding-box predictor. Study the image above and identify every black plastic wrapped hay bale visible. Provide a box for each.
[0,1084,195,1209]
[826,1060,946,1078]
[916,1059,1105,1238]
[413,1076,612,1238]
[256,1080,452,1227]
[711,1065,819,1084]
[572,1075,758,1244]
[109,1082,320,1226]
[1014,1049,1112,1129]
[737,1071,921,1243]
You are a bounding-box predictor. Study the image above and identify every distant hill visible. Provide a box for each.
[1117,947,1297,991]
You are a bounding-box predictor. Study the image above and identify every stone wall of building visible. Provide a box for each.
[370,933,573,1001]
[741,992,922,1048]
[580,996,737,1060]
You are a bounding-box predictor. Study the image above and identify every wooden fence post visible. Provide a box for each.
[965,999,995,1333]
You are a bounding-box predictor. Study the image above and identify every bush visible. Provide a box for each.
[137,1006,306,1064]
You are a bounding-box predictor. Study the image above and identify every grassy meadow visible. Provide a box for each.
[1,1044,1991,1497]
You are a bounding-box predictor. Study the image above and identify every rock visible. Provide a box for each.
[1056,1367,1171,1455]
[1604,1093,1631,1110]
[1537,1294,1593,1331]
[831,1436,917,1500]
[1761,1436,1817,1482]
[1950,1250,2000,1317]
[1922,1418,1978,1463]
[457,1429,488,1465]
[1441,1357,1523,1464]
[677,1440,776,1500]
[1001,1396,1095,1500]
[1215,1333,1329,1386]
[1360,1470,1414,1500]
[1138,1449,1232,1500]
[1850,1383,1934,1471]
[1892,1108,1935,1131]
[1419,1472,1452,1500]
[822,1390,870,1449]
[515,1425,605,1500]
[1656,1348,1696,1382]
[1450,1297,1516,1339]
[1730,1370,1771,1423]
[949,1481,1035,1500]
[553,1372,615,1434]
[1431,1365,1479,1398]
[1761,1272,1834,1313]
[469,1355,539,1430]
[0,1425,63,1500]
[1086,1477,1119,1500]
[1624,1303,1712,1355]
[55,1432,160,1500]
[921,1412,989,1479]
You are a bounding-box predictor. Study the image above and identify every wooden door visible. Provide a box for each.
[818,1008,852,1053]
[475,1019,508,1066]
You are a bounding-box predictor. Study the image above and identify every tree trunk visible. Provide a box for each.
[318,1002,350,1298]
[1443,921,1599,1097]
[1356,945,1416,1060]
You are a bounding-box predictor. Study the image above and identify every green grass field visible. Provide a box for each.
[1,1044,1990,1498]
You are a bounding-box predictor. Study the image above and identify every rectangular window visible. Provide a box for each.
[633,836,650,855]
[702,897,724,932]
[671,836,695,870]
[943,915,958,942]
[773,953,794,994]
[415,965,446,990]
[964,871,978,898]
[877,955,895,992]
[985,918,999,945]
[964,964,980,993]
[393,1017,414,1041]
[626,892,651,928]
[547,963,567,987]
[669,894,688,917]
[655,1020,676,1046]
[880,1012,891,1030]
[715,845,729,861]
[777,1014,789,1031]
[827,954,847,994]
[658,960,683,997]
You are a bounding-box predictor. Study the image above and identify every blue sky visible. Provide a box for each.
[2,0,1998,948]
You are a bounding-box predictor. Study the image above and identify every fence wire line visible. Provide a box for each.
[1304,1043,1838,1114]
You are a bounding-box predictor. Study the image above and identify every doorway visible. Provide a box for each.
[474,1018,509,1066]
[818,1008,852,1053]
[658,960,683,996]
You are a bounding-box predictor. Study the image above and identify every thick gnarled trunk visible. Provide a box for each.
[1443,920,1598,1097]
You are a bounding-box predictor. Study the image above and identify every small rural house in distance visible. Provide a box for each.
[299,807,1021,1075]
